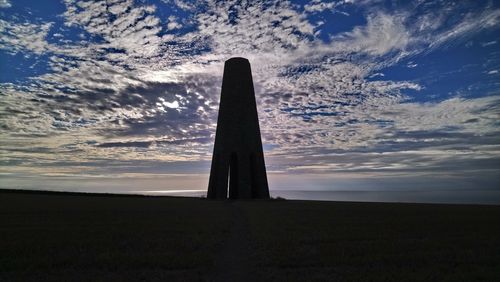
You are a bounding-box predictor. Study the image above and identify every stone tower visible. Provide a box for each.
[207,57,270,199]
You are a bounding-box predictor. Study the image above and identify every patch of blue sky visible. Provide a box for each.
[148,0,199,35]
[374,34,500,103]
[0,1,90,82]
[226,3,240,25]
[148,0,212,57]
[0,51,51,83]
[305,5,366,42]
[46,22,100,45]
[1,0,65,22]
[263,143,279,152]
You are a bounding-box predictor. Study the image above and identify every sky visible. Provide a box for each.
[0,0,499,200]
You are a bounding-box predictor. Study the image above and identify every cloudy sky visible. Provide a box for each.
[1,0,499,198]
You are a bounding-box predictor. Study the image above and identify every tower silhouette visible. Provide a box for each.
[207,57,270,199]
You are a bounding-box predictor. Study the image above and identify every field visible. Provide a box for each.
[1,189,499,281]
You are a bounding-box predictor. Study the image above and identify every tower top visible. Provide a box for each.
[225,57,250,64]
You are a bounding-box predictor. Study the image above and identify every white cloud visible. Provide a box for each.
[166,15,182,30]
[62,0,162,61]
[331,12,412,56]
[304,0,336,13]
[427,8,500,50]
[481,40,497,47]
[380,96,500,134]
[0,20,53,54]
[0,0,11,8]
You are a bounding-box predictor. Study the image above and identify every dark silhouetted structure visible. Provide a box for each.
[207,57,270,199]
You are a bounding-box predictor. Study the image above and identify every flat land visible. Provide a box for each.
[1,190,499,281]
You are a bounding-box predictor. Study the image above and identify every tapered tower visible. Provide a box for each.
[207,57,270,199]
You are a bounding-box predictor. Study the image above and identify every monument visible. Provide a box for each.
[207,57,270,199]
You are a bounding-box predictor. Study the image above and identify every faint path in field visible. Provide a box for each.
[212,201,257,282]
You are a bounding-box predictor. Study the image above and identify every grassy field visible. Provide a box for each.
[1,189,499,281]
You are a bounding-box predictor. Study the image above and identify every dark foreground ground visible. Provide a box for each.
[1,190,499,281]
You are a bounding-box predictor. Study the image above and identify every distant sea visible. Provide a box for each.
[132,189,500,205]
